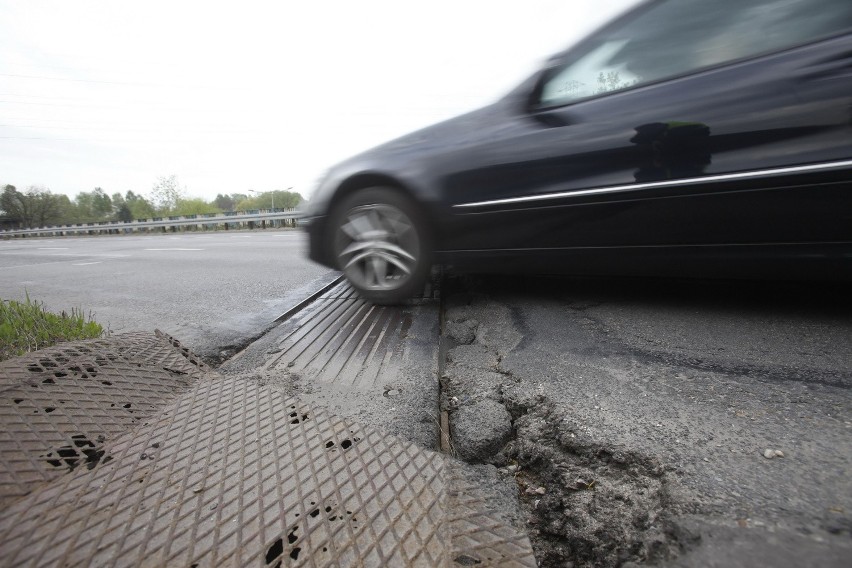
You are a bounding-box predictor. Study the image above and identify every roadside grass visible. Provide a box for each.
[0,296,105,362]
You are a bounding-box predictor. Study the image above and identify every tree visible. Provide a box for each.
[1,185,28,227]
[31,187,62,227]
[172,198,221,216]
[71,188,113,223]
[213,193,236,212]
[91,187,112,218]
[54,194,76,224]
[1,185,62,228]
[234,190,303,212]
[212,193,249,212]
[125,191,156,220]
[234,196,258,211]
[272,189,303,210]
[110,192,126,218]
[116,204,133,222]
[109,192,134,222]
[150,175,184,213]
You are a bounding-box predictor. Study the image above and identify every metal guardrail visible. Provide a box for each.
[0,210,301,238]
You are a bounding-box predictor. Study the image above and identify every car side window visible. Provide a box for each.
[539,0,852,108]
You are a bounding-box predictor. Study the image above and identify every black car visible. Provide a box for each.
[304,0,852,304]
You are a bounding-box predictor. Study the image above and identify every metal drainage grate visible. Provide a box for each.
[262,282,416,388]
[0,331,208,507]
[0,374,536,567]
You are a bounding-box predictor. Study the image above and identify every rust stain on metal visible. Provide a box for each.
[0,376,536,566]
[0,280,534,566]
[440,410,452,455]
[0,332,207,507]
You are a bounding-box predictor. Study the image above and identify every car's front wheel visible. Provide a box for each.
[330,187,432,305]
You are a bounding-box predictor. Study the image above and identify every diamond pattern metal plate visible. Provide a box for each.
[0,371,536,566]
[445,468,537,567]
[0,331,209,508]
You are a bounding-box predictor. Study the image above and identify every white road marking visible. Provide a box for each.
[73,261,102,266]
[1,260,88,269]
[38,247,69,250]
[144,248,204,251]
[0,252,129,258]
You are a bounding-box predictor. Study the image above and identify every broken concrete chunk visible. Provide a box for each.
[468,303,523,353]
[445,320,478,345]
[442,367,506,406]
[452,399,513,462]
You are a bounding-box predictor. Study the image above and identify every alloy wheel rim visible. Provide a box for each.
[337,203,419,291]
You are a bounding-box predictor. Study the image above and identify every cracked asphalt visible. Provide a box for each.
[441,275,852,567]
[6,230,850,566]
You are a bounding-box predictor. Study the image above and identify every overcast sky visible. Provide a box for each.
[1,0,637,202]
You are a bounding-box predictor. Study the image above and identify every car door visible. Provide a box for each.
[443,0,852,268]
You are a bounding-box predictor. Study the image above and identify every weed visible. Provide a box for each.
[0,295,104,361]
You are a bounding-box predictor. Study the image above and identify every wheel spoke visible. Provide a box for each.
[368,209,385,233]
[336,202,420,293]
[369,256,387,286]
[383,213,411,236]
[343,250,413,275]
[340,213,375,240]
[339,240,415,262]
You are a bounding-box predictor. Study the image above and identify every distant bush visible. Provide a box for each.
[0,296,105,361]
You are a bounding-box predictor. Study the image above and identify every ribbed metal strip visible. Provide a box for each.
[318,282,362,301]
[262,282,414,389]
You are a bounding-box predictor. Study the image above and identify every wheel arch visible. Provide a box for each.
[332,172,417,206]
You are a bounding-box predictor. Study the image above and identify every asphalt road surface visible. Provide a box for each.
[0,230,335,362]
[441,274,852,567]
[4,230,850,566]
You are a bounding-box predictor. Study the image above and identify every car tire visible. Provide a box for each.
[329,187,433,305]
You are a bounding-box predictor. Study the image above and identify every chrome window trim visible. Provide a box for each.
[453,159,852,209]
